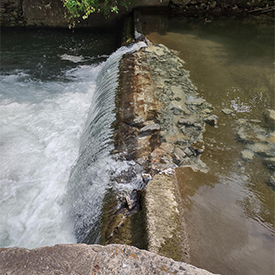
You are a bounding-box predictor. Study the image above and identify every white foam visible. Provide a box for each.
[0,65,102,248]
[60,54,84,63]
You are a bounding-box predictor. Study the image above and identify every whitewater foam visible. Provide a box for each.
[0,65,102,248]
[0,42,146,248]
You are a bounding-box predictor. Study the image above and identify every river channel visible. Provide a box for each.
[141,13,274,275]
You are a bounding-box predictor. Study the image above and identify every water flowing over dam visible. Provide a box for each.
[67,42,146,244]
[0,28,145,248]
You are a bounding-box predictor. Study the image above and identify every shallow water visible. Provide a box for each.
[142,14,275,275]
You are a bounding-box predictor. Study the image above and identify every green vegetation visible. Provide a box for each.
[62,0,131,27]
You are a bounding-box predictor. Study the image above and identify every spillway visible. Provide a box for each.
[0,28,145,248]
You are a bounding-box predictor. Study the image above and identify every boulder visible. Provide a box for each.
[204,115,218,127]
[221,108,234,115]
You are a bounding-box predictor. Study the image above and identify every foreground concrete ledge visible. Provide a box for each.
[0,244,217,275]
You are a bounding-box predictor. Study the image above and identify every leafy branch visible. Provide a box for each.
[62,0,131,27]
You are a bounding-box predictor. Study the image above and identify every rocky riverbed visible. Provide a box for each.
[236,109,275,189]
[144,44,217,174]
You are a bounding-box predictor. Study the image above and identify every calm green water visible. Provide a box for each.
[142,14,274,275]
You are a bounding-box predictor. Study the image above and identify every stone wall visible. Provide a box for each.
[0,0,169,28]
[169,0,275,17]
[0,0,121,29]
[0,0,25,27]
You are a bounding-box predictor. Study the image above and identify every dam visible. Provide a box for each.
[1,5,274,275]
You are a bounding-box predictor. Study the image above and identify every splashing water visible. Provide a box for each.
[67,42,147,243]
[0,41,146,248]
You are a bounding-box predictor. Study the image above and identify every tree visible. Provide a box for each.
[62,0,131,27]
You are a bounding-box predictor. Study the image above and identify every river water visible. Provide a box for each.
[0,29,118,248]
[142,14,274,275]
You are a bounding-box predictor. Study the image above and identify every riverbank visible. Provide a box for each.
[169,0,274,18]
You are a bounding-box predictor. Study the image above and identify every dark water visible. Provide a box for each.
[0,29,118,79]
[141,14,275,275]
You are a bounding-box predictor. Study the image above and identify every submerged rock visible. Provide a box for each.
[204,115,218,127]
[236,117,275,189]
[267,172,275,190]
[247,143,275,157]
[268,132,275,144]
[222,108,234,115]
[241,149,255,160]
[262,157,275,171]
[237,124,267,144]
